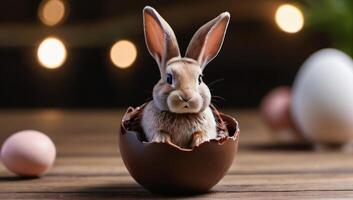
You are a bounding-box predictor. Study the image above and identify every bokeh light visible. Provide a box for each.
[37,37,67,69]
[275,4,304,34]
[110,40,137,69]
[39,0,66,26]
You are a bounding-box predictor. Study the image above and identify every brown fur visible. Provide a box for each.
[141,6,230,148]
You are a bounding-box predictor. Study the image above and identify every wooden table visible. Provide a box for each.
[0,109,353,199]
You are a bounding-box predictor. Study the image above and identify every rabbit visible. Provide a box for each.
[141,6,230,149]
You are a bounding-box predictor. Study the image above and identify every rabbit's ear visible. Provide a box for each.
[185,12,230,70]
[143,6,180,74]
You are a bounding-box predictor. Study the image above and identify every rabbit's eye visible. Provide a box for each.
[166,73,173,85]
[198,74,203,84]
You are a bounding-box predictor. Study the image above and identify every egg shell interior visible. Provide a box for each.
[118,104,239,194]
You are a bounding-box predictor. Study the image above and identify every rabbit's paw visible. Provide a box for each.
[191,131,208,148]
[152,131,171,143]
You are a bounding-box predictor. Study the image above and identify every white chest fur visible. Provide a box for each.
[141,101,217,148]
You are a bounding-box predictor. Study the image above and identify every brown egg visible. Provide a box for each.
[118,105,239,194]
[260,86,302,142]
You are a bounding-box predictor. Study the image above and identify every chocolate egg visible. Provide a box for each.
[118,105,239,194]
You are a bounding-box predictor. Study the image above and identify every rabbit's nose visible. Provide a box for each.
[179,89,193,102]
[179,95,192,102]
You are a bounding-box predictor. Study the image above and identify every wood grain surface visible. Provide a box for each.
[0,109,352,199]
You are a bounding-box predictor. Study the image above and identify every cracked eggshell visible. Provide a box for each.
[291,49,353,144]
[118,105,239,194]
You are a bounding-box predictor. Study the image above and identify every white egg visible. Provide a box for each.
[0,130,56,177]
[291,49,353,144]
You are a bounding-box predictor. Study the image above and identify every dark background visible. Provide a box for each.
[0,0,331,108]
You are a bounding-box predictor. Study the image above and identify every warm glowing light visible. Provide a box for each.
[39,0,66,26]
[275,4,304,33]
[37,37,67,69]
[110,40,137,69]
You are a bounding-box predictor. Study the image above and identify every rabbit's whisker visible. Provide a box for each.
[212,96,226,102]
[207,79,224,88]
[145,97,153,102]
[210,102,221,110]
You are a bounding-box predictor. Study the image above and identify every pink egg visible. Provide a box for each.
[0,130,56,177]
[260,86,303,142]
[260,86,293,130]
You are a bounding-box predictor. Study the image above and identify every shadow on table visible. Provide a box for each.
[0,176,39,182]
[241,143,314,152]
[73,183,214,199]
